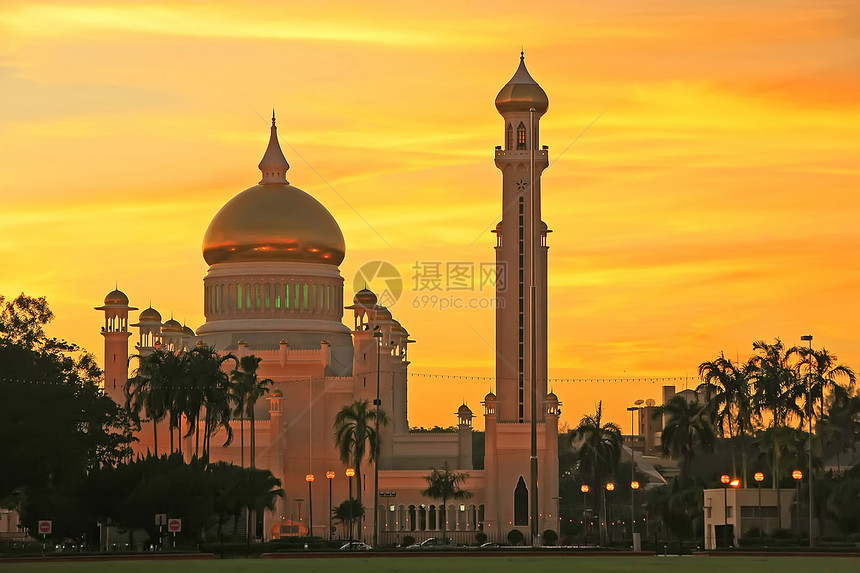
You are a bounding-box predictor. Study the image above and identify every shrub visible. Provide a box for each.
[771,528,793,539]
[475,532,488,545]
[507,529,524,546]
[542,529,558,545]
[402,535,415,547]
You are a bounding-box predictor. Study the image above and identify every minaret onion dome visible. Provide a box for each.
[494,52,549,115]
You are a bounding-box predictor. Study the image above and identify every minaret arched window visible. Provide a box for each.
[506,123,514,150]
[516,122,527,150]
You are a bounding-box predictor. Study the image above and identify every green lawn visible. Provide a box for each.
[2,556,859,573]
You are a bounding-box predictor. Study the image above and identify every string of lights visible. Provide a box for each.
[407,372,695,384]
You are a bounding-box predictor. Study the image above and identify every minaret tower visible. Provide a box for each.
[486,53,557,540]
[95,288,137,404]
[493,52,550,424]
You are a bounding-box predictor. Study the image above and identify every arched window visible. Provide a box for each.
[408,505,416,531]
[516,122,527,150]
[237,284,243,310]
[428,505,437,530]
[285,284,290,309]
[514,476,529,526]
[255,284,261,310]
[303,284,309,309]
[506,123,514,150]
[275,284,281,309]
[245,283,252,310]
[265,283,271,310]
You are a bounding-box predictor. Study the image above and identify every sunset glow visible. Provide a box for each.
[2,0,859,432]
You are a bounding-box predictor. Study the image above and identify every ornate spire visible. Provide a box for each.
[258,110,290,184]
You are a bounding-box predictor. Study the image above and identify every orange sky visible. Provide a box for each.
[2,0,859,433]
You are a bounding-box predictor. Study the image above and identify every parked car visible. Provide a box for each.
[339,541,373,551]
[406,537,456,550]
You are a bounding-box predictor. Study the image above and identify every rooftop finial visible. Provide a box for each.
[521,46,524,60]
[259,109,290,184]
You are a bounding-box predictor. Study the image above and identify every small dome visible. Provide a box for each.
[546,391,558,401]
[458,404,473,414]
[104,289,129,305]
[353,288,378,307]
[271,388,283,398]
[139,307,162,322]
[375,306,393,322]
[495,53,549,115]
[392,320,409,337]
[182,325,195,337]
[484,391,497,401]
[162,318,182,333]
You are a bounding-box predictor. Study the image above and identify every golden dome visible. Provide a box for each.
[202,183,345,266]
[353,288,378,307]
[182,325,195,337]
[271,388,284,398]
[139,307,161,322]
[484,391,497,401]
[162,318,182,333]
[458,403,473,414]
[546,391,558,401]
[104,289,129,305]
[495,53,549,115]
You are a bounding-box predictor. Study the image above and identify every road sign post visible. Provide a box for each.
[168,518,181,549]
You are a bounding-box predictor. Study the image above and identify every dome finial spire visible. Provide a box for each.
[259,109,290,184]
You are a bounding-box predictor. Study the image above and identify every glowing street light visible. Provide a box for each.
[306,474,314,538]
[793,469,803,537]
[754,472,765,533]
[720,474,731,548]
[325,471,335,540]
[346,468,355,546]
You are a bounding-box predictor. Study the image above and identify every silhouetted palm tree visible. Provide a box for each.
[333,400,389,521]
[230,354,271,469]
[658,395,715,483]
[568,401,622,545]
[791,347,855,422]
[421,463,472,540]
[125,349,173,455]
[699,353,754,484]
[183,344,235,457]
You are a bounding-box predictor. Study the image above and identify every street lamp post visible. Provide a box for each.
[605,482,615,545]
[627,400,643,551]
[306,474,314,538]
[373,329,383,548]
[581,485,589,544]
[754,472,764,533]
[793,470,803,537]
[346,468,355,546]
[326,471,335,540]
[801,334,814,547]
[720,474,730,548]
[630,480,640,549]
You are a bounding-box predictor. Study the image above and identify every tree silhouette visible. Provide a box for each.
[421,463,472,539]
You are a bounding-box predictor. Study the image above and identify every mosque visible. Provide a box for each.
[95,54,561,545]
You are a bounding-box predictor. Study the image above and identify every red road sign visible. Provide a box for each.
[167,518,182,533]
[38,520,52,534]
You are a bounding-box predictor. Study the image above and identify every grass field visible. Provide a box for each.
[2,556,859,573]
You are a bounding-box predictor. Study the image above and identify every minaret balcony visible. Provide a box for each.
[494,147,549,164]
